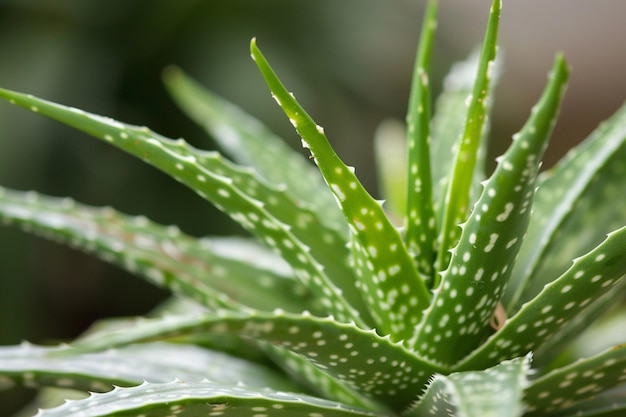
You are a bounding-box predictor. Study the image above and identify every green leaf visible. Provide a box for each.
[404,0,438,283]
[34,380,386,417]
[542,385,626,417]
[524,345,626,416]
[532,277,626,368]
[373,119,407,222]
[0,187,314,314]
[430,49,497,229]
[250,38,430,342]
[0,88,365,326]
[458,224,626,370]
[260,345,384,411]
[435,0,501,279]
[163,66,347,235]
[0,342,295,393]
[73,310,445,412]
[506,103,626,311]
[410,54,570,365]
[405,355,530,417]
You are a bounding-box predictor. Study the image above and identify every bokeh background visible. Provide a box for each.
[0,0,624,414]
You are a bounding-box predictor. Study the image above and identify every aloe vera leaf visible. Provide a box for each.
[506,102,626,312]
[373,119,407,222]
[260,345,384,411]
[0,89,365,326]
[457,224,626,370]
[541,385,626,417]
[404,0,438,283]
[410,54,569,365]
[79,311,276,366]
[0,342,295,394]
[523,345,626,417]
[251,39,431,342]
[0,187,315,314]
[435,0,501,280]
[532,277,626,368]
[73,310,445,411]
[163,66,347,234]
[405,355,530,417]
[431,49,498,228]
[34,380,387,417]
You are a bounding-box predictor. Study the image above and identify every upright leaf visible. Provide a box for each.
[404,0,438,284]
[431,49,498,227]
[524,345,626,417]
[411,55,570,365]
[435,0,501,281]
[250,40,431,341]
[506,103,626,311]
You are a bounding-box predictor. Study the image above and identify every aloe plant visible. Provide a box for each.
[1,0,626,415]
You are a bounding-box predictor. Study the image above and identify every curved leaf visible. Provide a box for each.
[73,310,445,412]
[0,342,294,393]
[0,88,364,326]
[35,380,386,417]
[0,187,313,313]
[163,66,347,235]
[506,102,626,311]
[458,225,626,370]
[251,38,430,342]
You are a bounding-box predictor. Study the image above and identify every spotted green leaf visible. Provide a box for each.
[506,103,626,311]
[410,54,569,365]
[0,342,294,394]
[34,380,386,417]
[0,187,317,314]
[435,0,501,278]
[532,277,626,368]
[73,310,445,412]
[524,345,626,416]
[404,0,437,283]
[458,224,626,370]
[541,385,626,417]
[405,355,530,417]
[430,49,498,229]
[259,345,382,411]
[163,66,346,235]
[0,88,365,326]
[250,39,430,342]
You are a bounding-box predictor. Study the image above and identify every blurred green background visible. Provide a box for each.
[0,0,624,414]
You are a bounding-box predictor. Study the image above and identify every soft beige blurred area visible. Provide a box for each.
[436,0,626,166]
